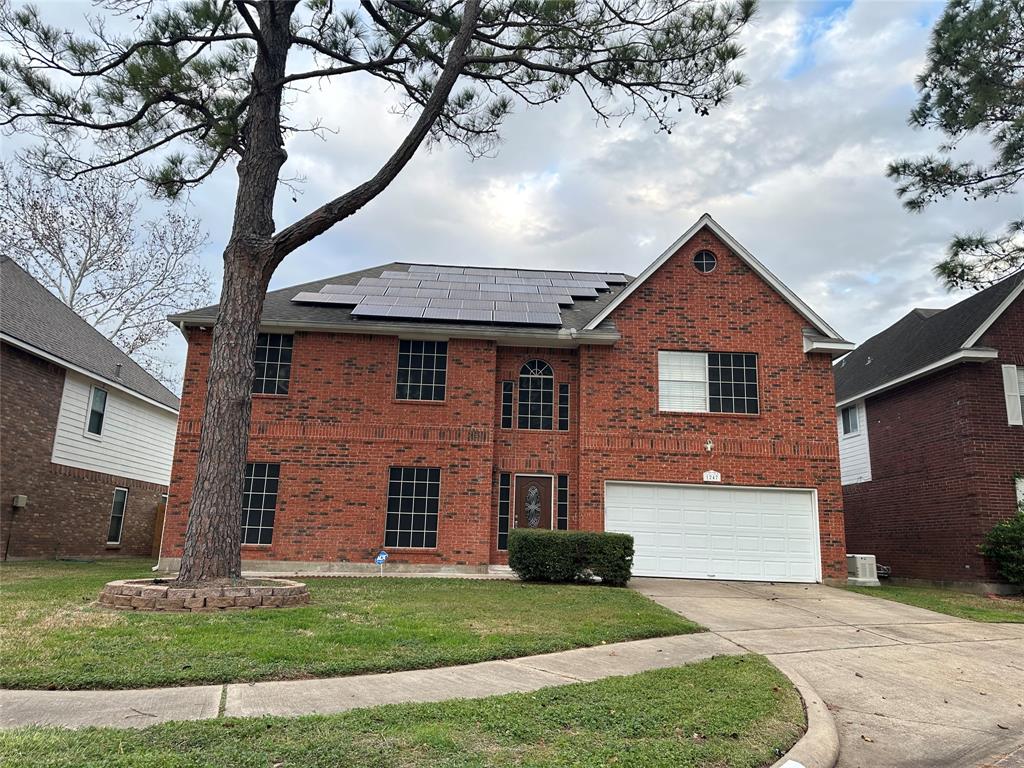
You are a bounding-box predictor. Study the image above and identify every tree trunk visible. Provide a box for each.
[176,1,297,583]
[176,256,269,581]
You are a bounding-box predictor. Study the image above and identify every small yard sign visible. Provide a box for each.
[702,470,722,483]
[375,550,388,576]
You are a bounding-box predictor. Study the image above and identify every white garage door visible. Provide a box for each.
[605,482,819,583]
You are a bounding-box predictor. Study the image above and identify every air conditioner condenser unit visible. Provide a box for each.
[847,554,880,587]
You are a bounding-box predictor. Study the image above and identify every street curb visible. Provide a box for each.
[770,665,840,768]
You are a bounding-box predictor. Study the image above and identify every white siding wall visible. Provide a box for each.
[838,400,872,485]
[51,371,177,485]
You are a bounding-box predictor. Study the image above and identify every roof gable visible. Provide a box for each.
[834,269,1024,404]
[583,214,844,340]
[0,257,180,411]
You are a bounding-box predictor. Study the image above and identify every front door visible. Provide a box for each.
[514,476,553,530]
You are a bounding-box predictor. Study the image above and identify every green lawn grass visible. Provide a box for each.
[0,656,803,768]
[845,583,1024,623]
[0,559,699,690]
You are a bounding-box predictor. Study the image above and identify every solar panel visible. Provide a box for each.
[291,262,626,328]
[414,288,450,299]
[458,309,493,322]
[422,307,459,320]
[350,304,393,317]
[292,291,361,305]
[526,313,562,325]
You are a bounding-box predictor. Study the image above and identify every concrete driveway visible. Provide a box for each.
[632,578,1024,768]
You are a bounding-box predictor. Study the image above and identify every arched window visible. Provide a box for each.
[518,359,554,430]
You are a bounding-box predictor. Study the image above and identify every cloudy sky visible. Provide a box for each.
[23,0,1022,388]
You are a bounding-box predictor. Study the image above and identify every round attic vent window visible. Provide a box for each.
[693,250,717,273]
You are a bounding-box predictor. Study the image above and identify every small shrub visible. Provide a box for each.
[508,529,634,587]
[980,509,1024,586]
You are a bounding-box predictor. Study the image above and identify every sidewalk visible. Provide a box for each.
[0,633,743,730]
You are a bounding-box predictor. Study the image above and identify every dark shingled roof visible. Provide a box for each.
[834,269,1024,402]
[1,256,180,410]
[170,262,632,338]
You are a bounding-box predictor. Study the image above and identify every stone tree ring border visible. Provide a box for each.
[98,578,311,612]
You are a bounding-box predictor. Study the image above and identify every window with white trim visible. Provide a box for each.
[106,487,128,545]
[87,386,108,436]
[658,351,759,414]
[841,404,859,435]
[1019,366,1024,420]
[1003,365,1024,426]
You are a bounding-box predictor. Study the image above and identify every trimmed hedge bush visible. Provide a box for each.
[508,529,634,587]
[980,508,1024,586]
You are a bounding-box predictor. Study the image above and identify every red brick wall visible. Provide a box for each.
[163,331,498,567]
[0,342,166,559]
[163,226,845,578]
[578,227,846,580]
[843,295,1023,583]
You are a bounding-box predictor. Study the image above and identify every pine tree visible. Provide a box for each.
[888,0,1024,289]
[1,0,756,582]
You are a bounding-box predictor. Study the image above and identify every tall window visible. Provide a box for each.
[841,404,859,435]
[87,387,107,435]
[253,333,293,395]
[386,467,440,548]
[556,475,569,530]
[500,381,514,428]
[518,360,554,430]
[497,473,511,550]
[558,383,570,431]
[242,462,280,545]
[106,487,128,545]
[396,340,447,401]
[658,351,759,415]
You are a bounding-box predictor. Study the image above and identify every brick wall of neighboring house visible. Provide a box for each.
[0,342,166,559]
[162,226,846,578]
[843,296,1024,584]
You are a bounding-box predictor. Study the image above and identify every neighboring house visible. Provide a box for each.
[835,270,1024,591]
[161,214,853,583]
[0,257,180,559]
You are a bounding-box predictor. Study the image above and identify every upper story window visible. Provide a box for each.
[840,404,860,436]
[86,386,108,436]
[396,340,447,401]
[1003,364,1024,426]
[253,333,293,395]
[518,359,554,430]
[693,250,717,273]
[658,351,759,415]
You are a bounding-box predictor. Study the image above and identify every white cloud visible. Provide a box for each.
[25,0,1020,381]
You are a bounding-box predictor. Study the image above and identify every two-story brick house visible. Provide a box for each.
[1,257,180,559]
[836,270,1024,592]
[161,215,853,582]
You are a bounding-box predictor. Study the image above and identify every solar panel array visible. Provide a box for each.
[292,265,629,326]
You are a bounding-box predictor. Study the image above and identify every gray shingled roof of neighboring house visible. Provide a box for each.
[1,256,180,411]
[170,262,633,340]
[834,269,1024,402]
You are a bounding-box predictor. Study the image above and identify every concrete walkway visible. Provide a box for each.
[632,578,1024,768]
[0,632,742,730]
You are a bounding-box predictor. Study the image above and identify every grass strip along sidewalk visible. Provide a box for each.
[0,656,803,768]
